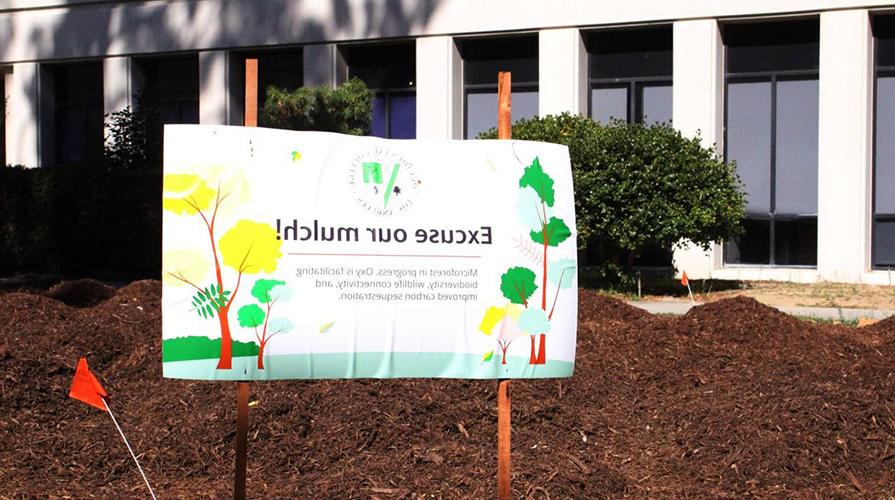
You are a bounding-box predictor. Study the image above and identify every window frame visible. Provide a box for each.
[459,35,539,140]
[236,47,304,119]
[585,25,673,126]
[367,86,417,139]
[463,81,538,139]
[722,63,819,268]
[51,61,104,166]
[135,55,201,125]
[588,76,672,124]
[873,22,895,269]
[343,41,417,139]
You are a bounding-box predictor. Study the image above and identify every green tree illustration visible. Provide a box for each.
[500,267,537,307]
[236,278,295,369]
[491,157,575,365]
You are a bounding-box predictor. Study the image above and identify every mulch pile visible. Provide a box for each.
[1,284,894,497]
[45,279,117,307]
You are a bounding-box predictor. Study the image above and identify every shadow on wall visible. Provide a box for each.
[0,1,442,277]
[4,0,441,166]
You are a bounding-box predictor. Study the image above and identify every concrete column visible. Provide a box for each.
[303,44,344,88]
[416,36,462,140]
[538,28,587,117]
[817,10,873,282]
[37,64,55,166]
[5,63,40,167]
[104,56,131,147]
[104,56,131,115]
[199,50,229,125]
[671,19,725,279]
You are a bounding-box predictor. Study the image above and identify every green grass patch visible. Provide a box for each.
[163,336,259,362]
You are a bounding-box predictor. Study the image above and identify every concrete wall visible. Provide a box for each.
[2,0,895,284]
[1,1,895,63]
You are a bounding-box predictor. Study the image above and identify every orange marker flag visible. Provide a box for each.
[69,357,108,410]
[68,357,157,499]
[680,271,689,287]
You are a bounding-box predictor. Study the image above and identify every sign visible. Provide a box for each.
[161,125,577,380]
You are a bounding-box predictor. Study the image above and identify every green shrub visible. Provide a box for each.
[0,163,161,279]
[260,78,373,135]
[479,113,746,265]
[104,93,162,170]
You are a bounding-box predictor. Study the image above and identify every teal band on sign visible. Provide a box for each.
[162,352,574,381]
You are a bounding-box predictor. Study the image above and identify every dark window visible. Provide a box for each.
[723,19,819,267]
[1,72,6,166]
[460,36,539,139]
[587,26,672,125]
[135,56,200,126]
[874,15,895,268]
[53,62,104,165]
[237,48,302,118]
[344,42,416,139]
[585,26,674,268]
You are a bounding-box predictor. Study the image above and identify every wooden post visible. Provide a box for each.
[235,57,259,500]
[497,379,512,499]
[498,72,512,140]
[235,382,249,500]
[245,58,259,128]
[497,70,512,500]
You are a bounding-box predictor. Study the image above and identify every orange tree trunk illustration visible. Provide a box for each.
[528,206,551,365]
[216,305,233,369]
[208,207,237,370]
[257,340,267,369]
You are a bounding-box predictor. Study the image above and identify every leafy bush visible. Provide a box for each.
[0,163,161,279]
[479,113,746,265]
[104,93,162,170]
[260,78,373,135]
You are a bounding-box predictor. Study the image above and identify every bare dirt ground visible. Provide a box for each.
[1,281,894,498]
[633,280,895,311]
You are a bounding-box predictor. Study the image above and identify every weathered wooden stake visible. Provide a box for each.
[235,57,259,500]
[235,382,249,500]
[497,70,512,500]
[245,58,259,128]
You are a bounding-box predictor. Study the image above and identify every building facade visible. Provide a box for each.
[1,0,894,284]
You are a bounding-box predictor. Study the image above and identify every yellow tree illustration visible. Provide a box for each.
[164,173,282,369]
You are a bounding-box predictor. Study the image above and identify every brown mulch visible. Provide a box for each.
[1,285,894,497]
[44,278,117,307]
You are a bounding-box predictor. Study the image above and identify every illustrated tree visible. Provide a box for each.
[237,279,295,369]
[164,173,283,369]
[480,157,576,365]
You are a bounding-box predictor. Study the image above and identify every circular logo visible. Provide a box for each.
[348,146,420,216]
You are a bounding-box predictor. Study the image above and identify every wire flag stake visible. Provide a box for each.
[102,397,157,500]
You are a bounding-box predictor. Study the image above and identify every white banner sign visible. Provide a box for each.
[162,125,577,380]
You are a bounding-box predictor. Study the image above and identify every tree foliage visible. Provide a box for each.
[104,93,162,170]
[260,78,374,135]
[519,157,555,207]
[237,303,265,328]
[218,220,283,275]
[162,174,216,215]
[190,283,231,319]
[251,278,286,303]
[480,113,746,258]
[499,267,537,306]
[531,217,571,247]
